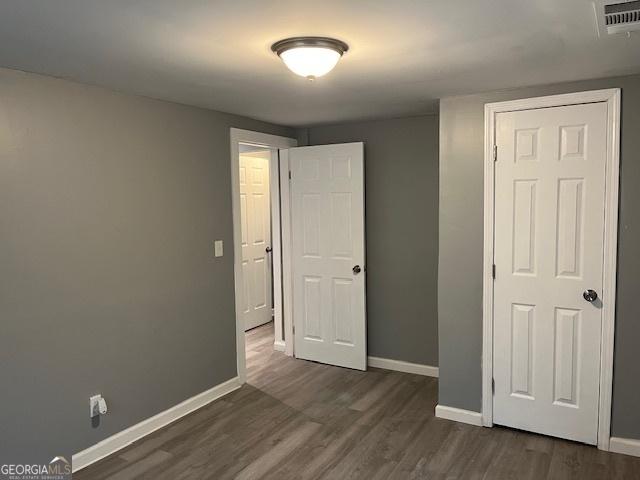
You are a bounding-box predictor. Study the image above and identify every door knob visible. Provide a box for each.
[265,246,272,253]
[583,289,598,302]
[352,265,362,274]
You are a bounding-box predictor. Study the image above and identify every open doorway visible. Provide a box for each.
[230,129,297,384]
[238,144,278,377]
[231,130,368,384]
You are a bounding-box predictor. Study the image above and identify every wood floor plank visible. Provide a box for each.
[234,420,322,480]
[107,450,173,480]
[389,416,454,478]
[77,321,640,480]
[117,399,235,463]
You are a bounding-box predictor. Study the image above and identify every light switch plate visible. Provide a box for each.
[214,240,223,257]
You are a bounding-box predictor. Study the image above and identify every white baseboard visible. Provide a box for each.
[273,340,285,352]
[435,404,483,426]
[610,436,640,458]
[367,356,438,377]
[72,376,241,472]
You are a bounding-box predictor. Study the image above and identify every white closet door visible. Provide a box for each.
[239,153,272,331]
[493,102,608,444]
[289,143,366,370]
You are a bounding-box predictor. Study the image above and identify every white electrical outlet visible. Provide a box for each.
[214,240,223,257]
[89,394,107,418]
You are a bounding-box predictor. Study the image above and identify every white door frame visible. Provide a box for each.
[230,128,297,384]
[278,148,295,357]
[482,89,621,451]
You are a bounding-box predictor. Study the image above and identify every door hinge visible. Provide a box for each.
[288,170,292,180]
[492,378,495,394]
[492,264,496,279]
[493,144,498,162]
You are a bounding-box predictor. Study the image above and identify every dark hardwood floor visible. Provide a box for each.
[77,322,640,479]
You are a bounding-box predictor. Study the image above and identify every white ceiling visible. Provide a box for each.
[1,1,640,126]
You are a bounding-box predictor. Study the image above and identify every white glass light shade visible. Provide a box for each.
[272,38,348,80]
[279,47,342,79]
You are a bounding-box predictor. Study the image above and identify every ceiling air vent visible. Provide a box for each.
[595,0,640,35]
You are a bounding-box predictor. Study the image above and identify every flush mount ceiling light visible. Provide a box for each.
[271,37,349,80]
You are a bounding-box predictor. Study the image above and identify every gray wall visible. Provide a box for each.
[0,67,294,463]
[299,115,439,366]
[438,74,640,439]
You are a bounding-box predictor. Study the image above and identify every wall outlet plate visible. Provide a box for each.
[89,394,102,418]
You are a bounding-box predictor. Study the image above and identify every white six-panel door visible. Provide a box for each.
[493,102,608,444]
[289,143,366,370]
[239,153,272,331]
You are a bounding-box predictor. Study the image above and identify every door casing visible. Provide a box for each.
[482,89,621,451]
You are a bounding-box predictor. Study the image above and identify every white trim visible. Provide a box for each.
[598,88,621,452]
[273,339,286,352]
[279,148,295,357]
[482,95,496,428]
[367,356,438,377]
[610,437,640,458]
[72,377,241,472]
[270,150,284,346]
[435,405,483,426]
[230,129,297,381]
[482,89,621,449]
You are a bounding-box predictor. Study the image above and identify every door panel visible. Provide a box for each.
[303,275,322,340]
[553,307,580,406]
[493,102,607,445]
[332,278,354,345]
[512,180,537,275]
[240,153,272,331]
[290,143,366,370]
[556,179,584,278]
[510,303,534,399]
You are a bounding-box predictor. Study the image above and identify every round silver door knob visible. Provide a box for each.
[583,289,598,302]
